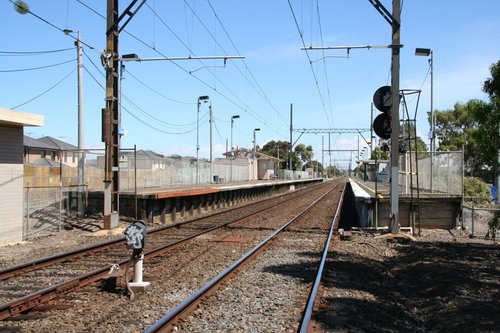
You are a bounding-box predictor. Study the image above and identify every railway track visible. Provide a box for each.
[146,181,345,332]
[0,180,335,324]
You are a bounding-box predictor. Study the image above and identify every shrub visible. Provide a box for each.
[464,177,492,205]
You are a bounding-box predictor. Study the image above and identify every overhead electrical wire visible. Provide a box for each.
[315,0,335,128]
[0,58,75,73]
[84,45,202,131]
[121,93,206,129]
[76,0,285,136]
[203,0,289,127]
[76,0,279,136]
[124,69,195,105]
[10,68,76,110]
[144,3,284,136]
[212,118,225,147]
[0,47,74,55]
[9,0,95,50]
[287,0,333,129]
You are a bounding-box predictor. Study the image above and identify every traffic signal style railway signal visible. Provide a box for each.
[373,86,392,139]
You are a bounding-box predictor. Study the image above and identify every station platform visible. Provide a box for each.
[348,178,462,230]
[88,178,323,224]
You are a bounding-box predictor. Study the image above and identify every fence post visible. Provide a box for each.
[471,205,475,237]
[24,185,29,241]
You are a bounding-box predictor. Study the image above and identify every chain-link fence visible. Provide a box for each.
[23,185,87,240]
[24,147,316,239]
[401,151,464,195]
[462,205,499,239]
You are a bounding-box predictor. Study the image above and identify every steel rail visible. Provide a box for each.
[0,182,323,281]
[0,183,329,321]
[299,183,346,332]
[145,184,338,333]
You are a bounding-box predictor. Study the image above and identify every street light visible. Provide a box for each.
[197,95,209,185]
[415,47,434,192]
[415,48,434,151]
[230,115,240,182]
[253,128,260,160]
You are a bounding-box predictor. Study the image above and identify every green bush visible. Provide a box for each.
[464,177,492,205]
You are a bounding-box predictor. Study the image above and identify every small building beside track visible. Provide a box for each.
[0,107,43,245]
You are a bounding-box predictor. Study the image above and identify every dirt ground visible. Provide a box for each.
[1,219,499,332]
[316,228,499,333]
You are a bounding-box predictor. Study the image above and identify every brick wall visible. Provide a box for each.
[0,125,24,245]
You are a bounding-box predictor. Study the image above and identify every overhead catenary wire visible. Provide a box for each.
[315,0,335,128]
[76,0,285,137]
[287,0,333,129]
[124,68,195,105]
[202,0,289,126]
[144,3,285,137]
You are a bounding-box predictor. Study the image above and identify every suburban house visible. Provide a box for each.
[223,148,279,181]
[24,135,79,167]
[96,149,168,171]
[0,108,44,245]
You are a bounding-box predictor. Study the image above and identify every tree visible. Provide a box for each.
[434,59,500,183]
[294,143,313,170]
[261,140,289,169]
[482,60,500,189]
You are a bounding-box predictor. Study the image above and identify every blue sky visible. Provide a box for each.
[1,1,499,168]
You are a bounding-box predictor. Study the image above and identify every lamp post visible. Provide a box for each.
[415,47,434,192]
[253,128,260,160]
[415,48,434,151]
[230,115,240,182]
[197,95,209,185]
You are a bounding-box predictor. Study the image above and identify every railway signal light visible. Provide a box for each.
[373,86,392,139]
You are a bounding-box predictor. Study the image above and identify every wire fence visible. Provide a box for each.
[358,151,464,197]
[23,147,317,240]
[462,205,499,239]
[23,185,87,240]
[403,151,464,195]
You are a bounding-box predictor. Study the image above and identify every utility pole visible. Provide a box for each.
[322,136,324,177]
[76,32,85,217]
[389,0,401,233]
[102,0,120,229]
[289,104,293,171]
[102,0,146,228]
[209,103,213,182]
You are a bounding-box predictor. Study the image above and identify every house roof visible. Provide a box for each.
[24,136,77,150]
[121,149,166,159]
[222,147,279,161]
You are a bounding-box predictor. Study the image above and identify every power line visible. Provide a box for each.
[0,47,74,55]
[11,68,76,109]
[124,68,195,105]
[192,0,289,126]
[10,0,95,50]
[83,66,105,90]
[0,58,75,73]
[145,3,285,137]
[76,0,286,136]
